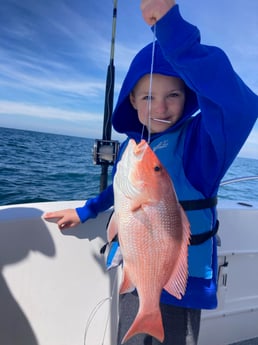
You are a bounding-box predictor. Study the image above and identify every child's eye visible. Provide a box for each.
[168,92,179,98]
[142,95,153,101]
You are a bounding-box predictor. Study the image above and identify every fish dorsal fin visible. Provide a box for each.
[163,205,190,299]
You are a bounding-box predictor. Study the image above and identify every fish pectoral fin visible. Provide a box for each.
[107,212,118,242]
[119,266,135,294]
[164,206,190,300]
[130,202,142,212]
[121,309,164,344]
[130,200,153,212]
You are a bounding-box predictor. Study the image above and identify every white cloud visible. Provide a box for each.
[0,0,257,144]
[0,100,102,122]
[0,58,106,100]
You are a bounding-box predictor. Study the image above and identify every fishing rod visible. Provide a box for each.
[220,175,258,186]
[93,0,120,192]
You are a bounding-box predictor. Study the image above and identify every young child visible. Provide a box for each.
[44,1,258,344]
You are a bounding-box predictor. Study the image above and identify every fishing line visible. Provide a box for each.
[141,24,156,144]
[83,269,119,345]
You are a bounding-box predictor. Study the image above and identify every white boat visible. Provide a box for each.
[1,2,258,342]
[1,196,258,345]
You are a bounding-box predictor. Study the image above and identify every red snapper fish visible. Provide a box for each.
[107,139,190,344]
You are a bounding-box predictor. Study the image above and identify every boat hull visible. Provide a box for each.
[0,200,258,345]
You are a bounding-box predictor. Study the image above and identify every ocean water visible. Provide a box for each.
[0,127,105,206]
[0,126,258,206]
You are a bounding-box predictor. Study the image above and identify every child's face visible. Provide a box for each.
[130,74,185,133]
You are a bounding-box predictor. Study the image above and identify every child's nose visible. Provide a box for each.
[154,99,167,114]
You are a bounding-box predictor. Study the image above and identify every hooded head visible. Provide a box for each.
[112,42,199,135]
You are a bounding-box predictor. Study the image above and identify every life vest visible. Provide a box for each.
[105,121,218,280]
[150,121,218,279]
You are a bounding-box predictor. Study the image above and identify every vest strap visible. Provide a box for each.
[190,220,219,246]
[102,197,219,251]
[179,196,217,211]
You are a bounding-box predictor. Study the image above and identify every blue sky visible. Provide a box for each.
[0,0,257,158]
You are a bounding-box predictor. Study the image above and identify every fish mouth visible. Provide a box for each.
[115,139,147,198]
[125,139,148,165]
[127,139,147,191]
[133,139,148,160]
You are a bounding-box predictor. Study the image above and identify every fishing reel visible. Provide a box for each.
[93,139,120,165]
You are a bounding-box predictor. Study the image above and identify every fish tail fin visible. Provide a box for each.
[121,309,164,344]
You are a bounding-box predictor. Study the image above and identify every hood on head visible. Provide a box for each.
[112,41,199,135]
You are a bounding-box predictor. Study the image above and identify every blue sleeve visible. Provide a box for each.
[155,5,258,196]
[75,139,130,223]
[76,184,114,223]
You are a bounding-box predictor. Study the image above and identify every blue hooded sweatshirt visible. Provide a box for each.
[76,5,258,309]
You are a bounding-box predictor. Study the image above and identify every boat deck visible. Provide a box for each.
[1,200,258,345]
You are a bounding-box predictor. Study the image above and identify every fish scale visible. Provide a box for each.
[107,138,190,344]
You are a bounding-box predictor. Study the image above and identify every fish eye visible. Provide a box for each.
[154,165,161,172]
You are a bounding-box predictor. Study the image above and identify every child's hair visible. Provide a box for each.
[112,42,198,134]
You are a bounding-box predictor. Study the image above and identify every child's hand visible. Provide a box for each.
[43,209,81,230]
[141,0,176,25]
